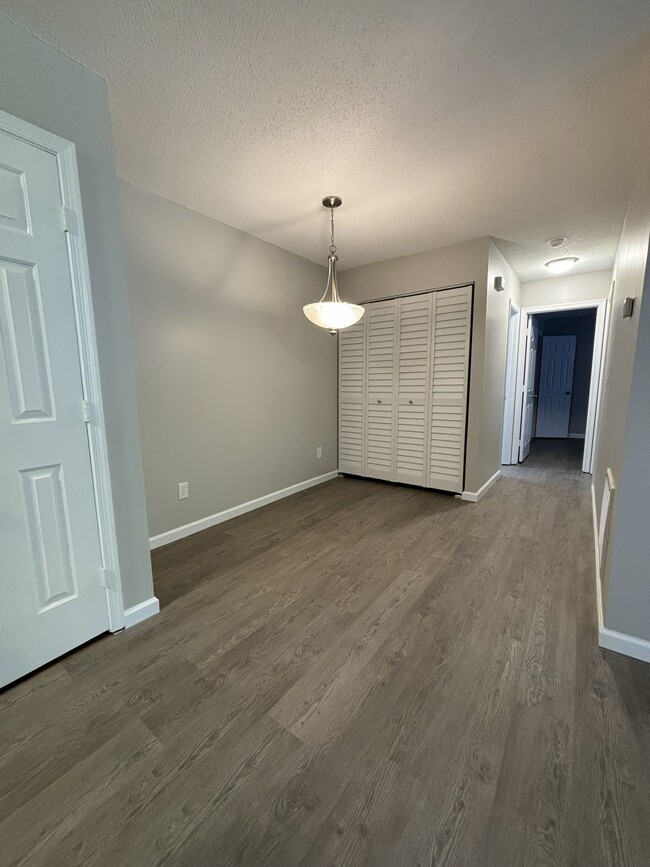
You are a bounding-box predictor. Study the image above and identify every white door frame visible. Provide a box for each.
[501,300,521,464]
[510,309,530,464]
[583,293,611,474]
[507,298,607,474]
[0,110,125,631]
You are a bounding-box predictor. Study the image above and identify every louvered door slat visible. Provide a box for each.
[428,285,471,493]
[395,295,432,486]
[338,315,366,475]
[338,285,471,494]
[365,300,397,480]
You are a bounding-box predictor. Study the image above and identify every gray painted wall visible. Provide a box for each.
[535,312,596,437]
[0,16,154,609]
[340,236,521,494]
[606,247,650,641]
[521,270,612,308]
[593,191,650,572]
[339,237,491,304]
[591,178,650,637]
[120,183,337,538]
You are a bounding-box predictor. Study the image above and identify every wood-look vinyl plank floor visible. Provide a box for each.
[2,439,650,866]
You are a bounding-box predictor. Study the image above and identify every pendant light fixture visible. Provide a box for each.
[303,196,365,335]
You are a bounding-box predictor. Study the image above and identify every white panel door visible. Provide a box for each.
[535,334,576,438]
[338,314,366,475]
[365,299,397,481]
[395,294,432,486]
[428,285,472,493]
[0,129,109,687]
[519,317,540,461]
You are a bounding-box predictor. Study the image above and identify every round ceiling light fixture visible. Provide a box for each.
[303,196,365,335]
[545,256,579,274]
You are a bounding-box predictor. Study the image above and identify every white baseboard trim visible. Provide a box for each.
[124,597,160,629]
[457,470,501,503]
[598,627,650,663]
[591,483,650,664]
[149,471,339,550]
[569,433,586,439]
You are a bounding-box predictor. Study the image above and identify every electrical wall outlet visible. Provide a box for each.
[316,446,323,459]
[178,481,189,500]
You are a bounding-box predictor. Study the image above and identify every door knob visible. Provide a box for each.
[409,399,413,404]
[377,399,382,404]
[565,391,571,395]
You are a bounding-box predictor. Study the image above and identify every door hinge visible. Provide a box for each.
[101,568,115,590]
[82,399,93,424]
[60,206,79,235]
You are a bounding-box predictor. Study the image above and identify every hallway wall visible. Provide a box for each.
[595,175,650,643]
[606,246,650,643]
[593,190,650,566]
[522,270,612,307]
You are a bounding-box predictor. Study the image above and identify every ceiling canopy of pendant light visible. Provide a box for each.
[303,196,365,335]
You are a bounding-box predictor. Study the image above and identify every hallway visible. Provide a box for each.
[505,436,586,478]
[1,454,650,865]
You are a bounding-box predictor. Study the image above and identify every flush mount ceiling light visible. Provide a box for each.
[545,256,579,274]
[303,196,364,335]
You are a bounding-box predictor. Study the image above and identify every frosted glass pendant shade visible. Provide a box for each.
[303,196,365,334]
[303,301,365,330]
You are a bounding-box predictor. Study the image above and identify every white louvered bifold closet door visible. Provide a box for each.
[365,300,398,481]
[427,285,472,493]
[337,284,471,492]
[338,316,366,475]
[394,294,433,485]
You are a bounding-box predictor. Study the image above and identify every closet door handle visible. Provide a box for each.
[377,399,382,404]
[409,400,413,404]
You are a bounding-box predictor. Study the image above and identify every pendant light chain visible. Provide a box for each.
[329,206,337,255]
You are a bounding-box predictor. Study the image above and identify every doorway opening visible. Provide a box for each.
[502,298,609,475]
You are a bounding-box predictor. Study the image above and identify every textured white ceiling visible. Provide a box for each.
[2,0,649,279]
